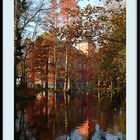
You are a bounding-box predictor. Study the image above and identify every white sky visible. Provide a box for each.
[78,0,103,8]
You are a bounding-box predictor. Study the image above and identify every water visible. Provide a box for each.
[15,91,126,140]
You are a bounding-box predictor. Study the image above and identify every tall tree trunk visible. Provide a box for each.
[110,81,113,102]
[54,44,57,110]
[54,44,57,92]
[41,63,44,88]
[46,57,49,95]
[22,58,27,87]
[19,59,26,86]
[63,45,68,104]
[21,61,24,86]
[97,79,100,100]
[23,59,26,86]
[32,71,35,88]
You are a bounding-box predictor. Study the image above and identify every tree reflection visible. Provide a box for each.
[15,90,125,140]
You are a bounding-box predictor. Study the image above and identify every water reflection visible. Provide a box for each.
[15,91,126,140]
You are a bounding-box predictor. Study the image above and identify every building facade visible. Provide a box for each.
[26,41,95,90]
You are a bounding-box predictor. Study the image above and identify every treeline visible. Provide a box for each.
[15,0,126,93]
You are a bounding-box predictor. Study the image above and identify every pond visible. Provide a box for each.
[15,91,126,140]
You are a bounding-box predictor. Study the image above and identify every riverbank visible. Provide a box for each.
[15,86,125,101]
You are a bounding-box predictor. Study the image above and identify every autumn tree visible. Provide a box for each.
[44,0,64,92]
[45,0,60,28]
[27,32,56,89]
[94,1,126,97]
[14,0,49,88]
[58,0,126,98]
[51,0,79,103]
[14,0,47,62]
[59,4,105,94]
[60,0,79,26]
[19,0,126,98]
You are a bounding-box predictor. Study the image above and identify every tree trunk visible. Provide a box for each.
[63,45,68,104]
[20,61,23,85]
[23,59,26,86]
[46,57,49,95]
[97,79,101,100]
[41,63,44,88]
[32,71,35,88]
[54,44,57,92]
[110,81,113,102]
[23,59,27,87]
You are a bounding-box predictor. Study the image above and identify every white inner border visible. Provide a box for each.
[3,0,137,140]
[126,0,137,139]
[3,0,14,139]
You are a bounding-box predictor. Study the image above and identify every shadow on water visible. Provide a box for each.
[15,90,126,140]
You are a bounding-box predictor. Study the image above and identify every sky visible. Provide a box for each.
[78,0,125,9]
[25,0,124,40]
[78,0,103,8]
[26,0,104,39]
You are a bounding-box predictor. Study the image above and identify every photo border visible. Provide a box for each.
[3,0,14,140]
[137,0,139,139]
[126,0,137,139]
[3,0,138,139]
[1,0,3,139]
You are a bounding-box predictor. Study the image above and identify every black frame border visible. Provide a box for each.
[138,0,139,139]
